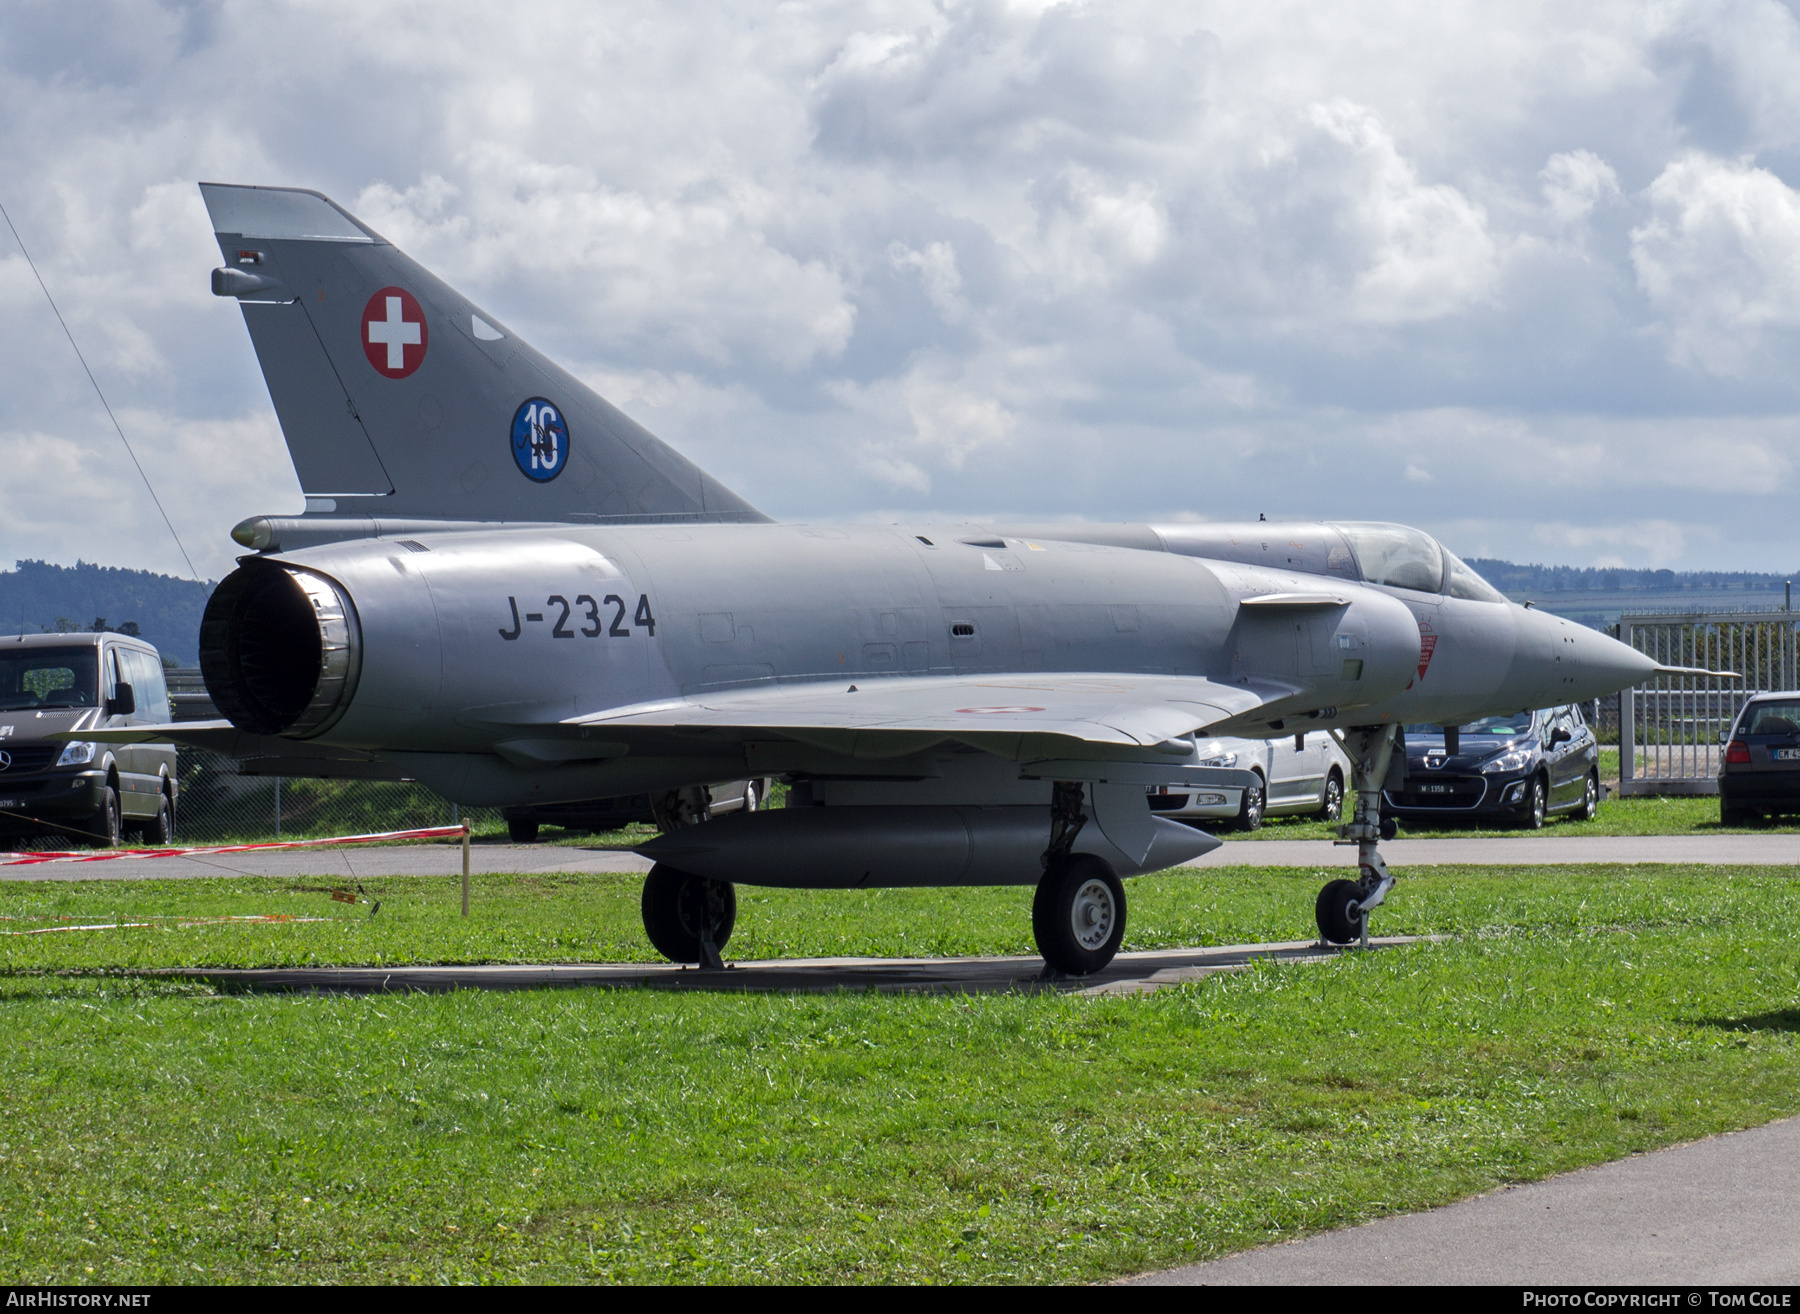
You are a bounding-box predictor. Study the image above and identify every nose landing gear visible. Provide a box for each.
[1318,725,1402,947]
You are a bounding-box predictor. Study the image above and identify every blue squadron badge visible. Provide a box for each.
[510,398,568,482]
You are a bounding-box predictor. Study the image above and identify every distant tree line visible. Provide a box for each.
[1464,559,1791,594]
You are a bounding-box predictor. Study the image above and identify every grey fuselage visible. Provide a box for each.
[222,518,1650,807]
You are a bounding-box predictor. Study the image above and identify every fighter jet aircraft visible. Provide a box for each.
[85,183,1700,975]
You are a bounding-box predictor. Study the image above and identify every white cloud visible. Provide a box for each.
[1302,100,1500,324]
[1541,149,1620,227]
[1631,152,1800,374]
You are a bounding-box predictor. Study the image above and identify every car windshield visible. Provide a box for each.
[1405,712,1535,737]
[1743,701,1800,735]
[0,648,98,710]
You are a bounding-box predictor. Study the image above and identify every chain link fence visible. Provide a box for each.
[171,749,505,844]
[163,670,505,844]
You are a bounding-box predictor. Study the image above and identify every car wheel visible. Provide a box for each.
[1316,770,1344,823]
[1721,801,1750,827]
[1523,776,1547,830]
[743,780,760,813]
[84,785,121,849]
[1032,855,1127,976]
[142,792,174,846]
[1235,774,1265,832]
[507,818,540,844]
[1574,772,1599,822]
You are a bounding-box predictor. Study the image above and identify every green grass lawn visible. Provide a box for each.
[5,863,1800,1283]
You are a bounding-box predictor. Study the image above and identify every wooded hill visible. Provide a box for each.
[0,560,213,665]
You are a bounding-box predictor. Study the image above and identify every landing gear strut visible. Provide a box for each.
[1317,726,1401,946]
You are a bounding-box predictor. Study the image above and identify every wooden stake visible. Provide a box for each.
[461,820,471,917]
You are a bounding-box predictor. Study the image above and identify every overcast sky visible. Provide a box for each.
[5,0,1800,580]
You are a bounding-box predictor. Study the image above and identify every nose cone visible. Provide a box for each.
[1499,605,1658,710]
[1578,627,1658,700]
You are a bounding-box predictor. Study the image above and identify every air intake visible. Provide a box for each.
[199,561,362,738]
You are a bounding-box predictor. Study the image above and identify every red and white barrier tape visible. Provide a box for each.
[0,825,466,868]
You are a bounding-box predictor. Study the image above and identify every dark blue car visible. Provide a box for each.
[1383,705,1601,829]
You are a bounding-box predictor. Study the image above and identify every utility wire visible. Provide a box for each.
[0,199,200,582]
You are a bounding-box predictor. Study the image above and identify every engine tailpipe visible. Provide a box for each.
[636,805,1218,888]
[199,560,362,738]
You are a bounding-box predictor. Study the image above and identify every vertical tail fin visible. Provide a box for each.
[200,183,766,525]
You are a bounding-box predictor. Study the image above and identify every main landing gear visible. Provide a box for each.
[1032,780,1128,977]
[641,864,737,970]
[1316,726,1402,947]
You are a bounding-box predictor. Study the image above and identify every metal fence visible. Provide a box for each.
[1617,609,1799,796]
[172,749,504,843]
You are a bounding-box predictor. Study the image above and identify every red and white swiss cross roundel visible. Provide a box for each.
[361,286,428,379]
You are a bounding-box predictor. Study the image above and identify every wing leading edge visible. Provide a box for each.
[567,672,1303,759]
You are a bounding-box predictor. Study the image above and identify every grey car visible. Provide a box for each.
[0,633,178,846]
[1720,692,1800,824]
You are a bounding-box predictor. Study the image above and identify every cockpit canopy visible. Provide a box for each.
[1329,522,1507,603]
[1147,520,1509,603]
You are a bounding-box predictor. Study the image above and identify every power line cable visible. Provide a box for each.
[0,199,200,582]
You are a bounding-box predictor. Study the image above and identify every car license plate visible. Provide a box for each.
[1775,748,1800,761]
[1419,783,1452,794]
[0,799,20,809]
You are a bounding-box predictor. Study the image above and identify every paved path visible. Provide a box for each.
[8,833,1800,880]
[154,935,1426,996]
[1134,1115,1800,1285]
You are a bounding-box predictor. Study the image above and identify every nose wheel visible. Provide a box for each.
[1033,855,1127,976]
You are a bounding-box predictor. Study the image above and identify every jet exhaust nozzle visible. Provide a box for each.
[200,560,362,738]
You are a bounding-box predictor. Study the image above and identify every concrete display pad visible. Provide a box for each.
[152,935,1429,996]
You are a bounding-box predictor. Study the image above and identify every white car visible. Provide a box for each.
[1146,732,1352,831]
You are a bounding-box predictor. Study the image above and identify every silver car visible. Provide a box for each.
[1147,731,1352,831]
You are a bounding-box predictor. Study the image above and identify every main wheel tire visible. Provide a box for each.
[1721,800,1751,827]
[1235,774,1266,832]
[743,779,760,812]
[1315,878,1364,944]
[641,864,737,964]
[1317,770,1344,822]
[507,818,540,844]
[1523,776,1547,830]
[1032,856,1127,976]
[83,785,121,849]
[1574,772,1600,822]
